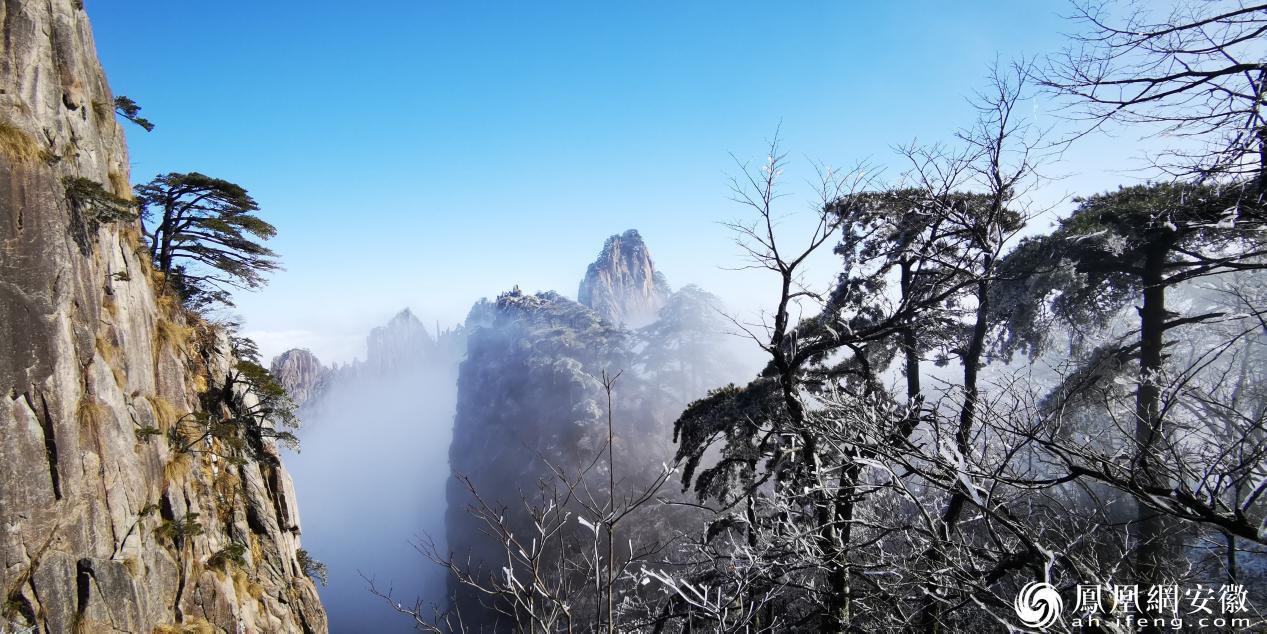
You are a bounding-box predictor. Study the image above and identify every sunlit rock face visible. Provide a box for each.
[0,1,327,631]
[271,348,330,408]
[578,229,672,328]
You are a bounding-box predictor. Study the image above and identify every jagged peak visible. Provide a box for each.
[364,306,435,372]
[388,307,420,324]
[273,347,322,364]
[371,307,432,339]
[578,229,671,328]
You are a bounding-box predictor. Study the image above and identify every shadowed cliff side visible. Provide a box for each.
[0,1,327,631]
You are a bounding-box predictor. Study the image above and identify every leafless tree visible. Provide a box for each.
[1046,0,1267,188]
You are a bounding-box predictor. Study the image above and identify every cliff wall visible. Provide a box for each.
[0,2,327,631]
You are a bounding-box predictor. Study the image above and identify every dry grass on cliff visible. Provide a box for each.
[0,120,46,165]
[163,450,193,488]
[153,618,216,634]
[108,169,131,199]
[121,225,144,250]
[211,466,241,521]
[231,568,266,602]
[248,534,265,574]
[72,617,115,634]
[121,556,143,577]
[155,316,195,366]
[146,396,182,434]
[91,100,112,127]
[94,332,128,388]
[77,398,109,440]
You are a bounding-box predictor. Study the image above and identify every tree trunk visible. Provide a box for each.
[920,255,993,632]
[900,259,922,436]
[1134,242,1175,620]
[829,462,859,629]
[1135,240,1180,628]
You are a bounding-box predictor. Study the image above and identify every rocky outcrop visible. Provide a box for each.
[271,349,329,408]
[0,2,327,632]
[578,229,671,328]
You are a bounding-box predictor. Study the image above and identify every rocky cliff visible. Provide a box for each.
[0,2,327,632]
[577,229,671,328]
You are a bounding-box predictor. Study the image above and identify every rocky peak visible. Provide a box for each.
[271,348,329,407]
[578,229,671,328]
[365,308,433,373]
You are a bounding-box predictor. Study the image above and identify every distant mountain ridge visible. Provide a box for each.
[271,309,458,409]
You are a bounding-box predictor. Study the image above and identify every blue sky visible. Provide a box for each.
[88,1,1151,363]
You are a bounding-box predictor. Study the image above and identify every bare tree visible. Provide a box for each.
[1046,0,1267,188]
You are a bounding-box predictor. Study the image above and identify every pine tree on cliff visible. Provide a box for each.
[134,172,280,308]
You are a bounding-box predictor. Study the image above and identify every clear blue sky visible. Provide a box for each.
[87,1,1148,363]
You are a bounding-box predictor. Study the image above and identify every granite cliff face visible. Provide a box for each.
[577,229,671,328]
[0,2,326,631]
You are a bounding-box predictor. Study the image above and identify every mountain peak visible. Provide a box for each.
[366,307,434,372]
[578,229,671,328]
[270,348,330,406]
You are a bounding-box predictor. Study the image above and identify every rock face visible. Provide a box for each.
[270,349,329,408]
[0,2,327,632]
[578,229,671,328]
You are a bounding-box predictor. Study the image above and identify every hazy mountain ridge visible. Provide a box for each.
[271,308,462,410]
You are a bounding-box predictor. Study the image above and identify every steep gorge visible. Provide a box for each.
[271,310,461,632]
[0,2,327,631]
